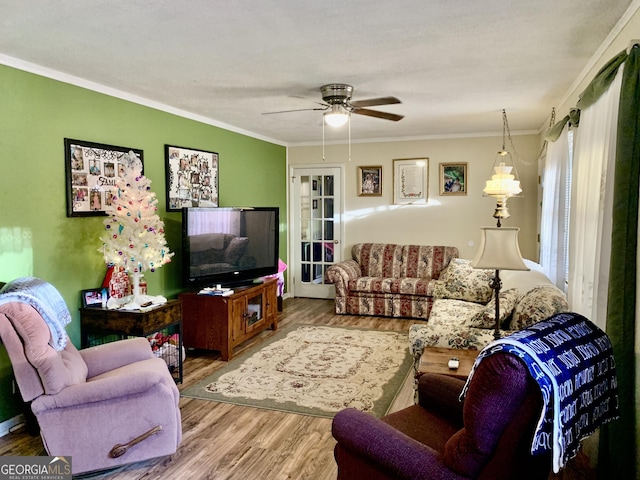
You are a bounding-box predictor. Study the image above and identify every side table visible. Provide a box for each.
[414,347,480,402]
[80,299,183,383]
[416,347,480,380]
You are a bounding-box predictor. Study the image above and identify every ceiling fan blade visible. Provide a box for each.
[353,108,404,122]
[350,96,401,108]
[262,106,327,115]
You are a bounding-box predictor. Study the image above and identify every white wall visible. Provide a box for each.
[289,134,541,261]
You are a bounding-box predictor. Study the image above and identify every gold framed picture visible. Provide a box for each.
[357,166,382,196]
[440,162,467,196]
[393,158,428,204]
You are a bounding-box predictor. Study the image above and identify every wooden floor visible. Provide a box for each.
[0,297,594,479]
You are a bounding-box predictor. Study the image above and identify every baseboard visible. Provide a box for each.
[0,414,25,437]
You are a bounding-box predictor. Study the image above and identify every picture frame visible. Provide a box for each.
[165,145,219,212]
[440,162,468,196]
[357,166,383,196]
[81,288,108,308]
[64,138,143,217]
[393,158,429,204]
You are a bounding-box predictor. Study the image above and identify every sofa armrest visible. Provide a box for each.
[332,408,461,480]
[80,337,154,378]
[325,260,361,297]
[31,362,176,413]
[417,373,465,425]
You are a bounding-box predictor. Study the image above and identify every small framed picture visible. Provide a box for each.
[165,145,219,212]
[81,288,108,308]
[393,158,428,204]
[357,166,382,196]
[440,162,467,196]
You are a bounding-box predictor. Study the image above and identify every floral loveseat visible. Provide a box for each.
[409,258,569,372]
[325,243,459,320]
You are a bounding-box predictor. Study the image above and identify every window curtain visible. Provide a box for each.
[540,128,571,290]
[600,44,640,480]
[567,69,621,329]
[545,45,637,479]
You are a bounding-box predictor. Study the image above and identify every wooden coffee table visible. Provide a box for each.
[416,347,480,380]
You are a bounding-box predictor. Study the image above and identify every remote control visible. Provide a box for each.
[448,357,460,370]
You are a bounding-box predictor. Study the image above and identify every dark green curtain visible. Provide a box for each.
[545,50,627,142]
[601,44,639,480]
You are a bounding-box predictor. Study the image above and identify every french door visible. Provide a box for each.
[290,166,343,299]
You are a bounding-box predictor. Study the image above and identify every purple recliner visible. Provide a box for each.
[332,352,551,480]
[0,301,182,475]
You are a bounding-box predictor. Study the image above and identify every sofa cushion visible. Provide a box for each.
[401,245,459,279]
[413,299,491,350]
[433,259,494,304]
[509,284,569,330]
[428,299,485,326]
[352,243,405,278]
[468,288,520,329]
[348,277,434,296]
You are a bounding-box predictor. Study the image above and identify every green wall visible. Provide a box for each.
[0,64,287,423]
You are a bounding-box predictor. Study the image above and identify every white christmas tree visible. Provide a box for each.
[100,151,174,309]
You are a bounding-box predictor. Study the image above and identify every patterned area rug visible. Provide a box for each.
[181,324,413,418]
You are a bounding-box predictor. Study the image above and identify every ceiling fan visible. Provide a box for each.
[263,83,404,126]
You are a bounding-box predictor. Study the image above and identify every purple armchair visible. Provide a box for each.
[0,301,182,475]
[332,352,550,480]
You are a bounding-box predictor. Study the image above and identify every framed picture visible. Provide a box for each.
[357,166,382,196]
[165,145,219,212]
[440,162,468,196]
[81,288,108,308]
[64,138,143,217]
[393,158,429,204]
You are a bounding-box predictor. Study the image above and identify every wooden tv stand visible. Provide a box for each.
[178,279,278,360]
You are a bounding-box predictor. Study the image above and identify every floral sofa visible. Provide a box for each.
[408,258,569,372]
[325,243,459,320]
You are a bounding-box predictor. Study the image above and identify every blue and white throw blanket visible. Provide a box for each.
[462,312,619,473]
[0,277,72,351]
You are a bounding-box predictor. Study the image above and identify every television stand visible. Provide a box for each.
[178,278,277,360]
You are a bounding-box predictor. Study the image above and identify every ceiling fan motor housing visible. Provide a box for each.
[321,83,353,106]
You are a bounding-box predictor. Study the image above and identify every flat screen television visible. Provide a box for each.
[182,207,279,288]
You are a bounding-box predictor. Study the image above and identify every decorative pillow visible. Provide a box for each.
[509,284,569,330]
[433,259,494,304]
[468,288,520,329]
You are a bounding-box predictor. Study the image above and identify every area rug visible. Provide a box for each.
[181,323,413,418]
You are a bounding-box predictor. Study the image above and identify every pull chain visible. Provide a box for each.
[348,115,351,162]
[322,120,325,161]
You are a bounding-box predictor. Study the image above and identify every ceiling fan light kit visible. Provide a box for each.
[324,104,350,127]
[263,83,403,125]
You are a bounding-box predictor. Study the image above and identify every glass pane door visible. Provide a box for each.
[292,167,341,299]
